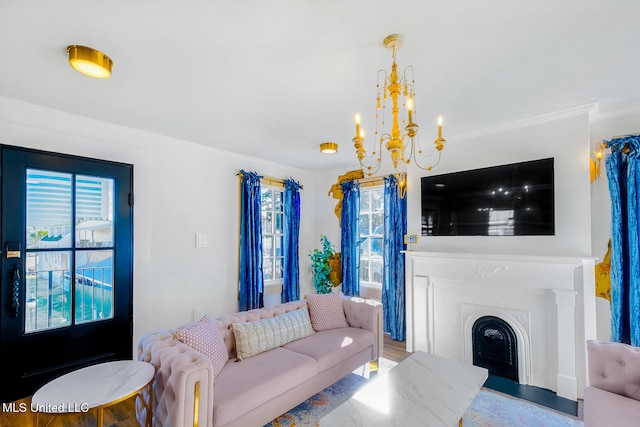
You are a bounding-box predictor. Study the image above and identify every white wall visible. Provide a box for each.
[0,96,319,350]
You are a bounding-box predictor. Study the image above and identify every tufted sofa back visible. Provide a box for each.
[587,339,640,401]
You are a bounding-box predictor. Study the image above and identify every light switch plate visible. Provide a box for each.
[404,234,418,244]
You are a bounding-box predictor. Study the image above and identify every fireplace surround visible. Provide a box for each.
[404,251,597,400]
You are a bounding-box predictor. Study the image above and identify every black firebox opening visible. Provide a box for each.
[472,315,518,382]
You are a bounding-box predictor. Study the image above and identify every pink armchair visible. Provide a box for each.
[585,339,640,426]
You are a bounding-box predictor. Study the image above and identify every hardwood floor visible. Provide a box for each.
[382,333,410,363]
[1,334,409,427]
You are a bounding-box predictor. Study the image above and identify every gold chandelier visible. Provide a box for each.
[352,34,445,177]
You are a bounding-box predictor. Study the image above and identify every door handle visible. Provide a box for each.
[9,264,20,317]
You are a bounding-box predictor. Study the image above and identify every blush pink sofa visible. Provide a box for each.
[584,339,640,426]
[137,296,383,427]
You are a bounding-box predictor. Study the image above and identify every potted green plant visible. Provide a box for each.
[309,235,341,294]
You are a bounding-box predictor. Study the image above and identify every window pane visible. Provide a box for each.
[263,258,273,281]
[371,188,384,212]
[275,235,283,257]
[371,213,384,235]
[262,212,273,234]
[360,238,370,258]
[359,214,370,235]
[275,191,283,211]
[76,175,114,248]
[360,191,371,213]
[371,259,383,284]
[275,213,283,234]
[25,251,72,333]
[371,237,383,257]
[26,169,72,250]
[359,259,369,282]
[261,189,273,211]
[262,237,273,257]
[75,250,114,323]
[274,257,283,279]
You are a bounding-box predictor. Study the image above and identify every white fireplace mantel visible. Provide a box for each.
[404,251,597,401]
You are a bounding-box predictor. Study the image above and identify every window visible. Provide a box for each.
[359,186,384,288]
[261,186,284,283]
[25,169,115,333]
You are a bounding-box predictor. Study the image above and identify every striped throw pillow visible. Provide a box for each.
[232,307,314,360]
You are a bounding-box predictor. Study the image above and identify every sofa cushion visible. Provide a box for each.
[584,386,640,427]
[173,315,228,376]
[232,306,314,360]
[587,339,640,400]
[306,292,349,331]
[283,327,374,372]
[213,347,317,426]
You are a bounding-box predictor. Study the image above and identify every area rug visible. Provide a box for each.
[462,390,584,427]
[265,360,584,427]
[264,373,368,427]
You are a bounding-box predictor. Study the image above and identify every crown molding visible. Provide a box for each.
[449,102,599,142]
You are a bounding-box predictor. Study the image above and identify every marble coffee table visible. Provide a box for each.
[320,351,488,427]
[31,360,154,427]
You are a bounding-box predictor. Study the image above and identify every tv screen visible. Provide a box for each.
[421,158,554,236]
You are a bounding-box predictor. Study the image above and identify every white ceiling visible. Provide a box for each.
[1,1,639,172]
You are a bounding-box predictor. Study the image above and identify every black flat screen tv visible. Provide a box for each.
[421,158,554,236]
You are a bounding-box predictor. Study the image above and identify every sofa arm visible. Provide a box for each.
[138,330,214,427]
[342,296,383,361]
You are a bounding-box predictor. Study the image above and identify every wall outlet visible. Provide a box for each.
[404,234,418,244]
[195,233,207,248]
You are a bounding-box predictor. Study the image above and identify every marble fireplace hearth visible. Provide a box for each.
[404,251,597,401]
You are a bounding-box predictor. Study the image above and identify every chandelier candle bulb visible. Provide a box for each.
[355,113,361,139]
[407,98,414,124]
[437,116,443,138]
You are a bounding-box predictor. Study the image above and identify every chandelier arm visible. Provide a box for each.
[411,148,443,172]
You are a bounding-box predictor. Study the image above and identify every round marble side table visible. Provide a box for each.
[31,360,154,427]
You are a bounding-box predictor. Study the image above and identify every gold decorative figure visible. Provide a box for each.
[595,239,612,302]
[328,169,364,226]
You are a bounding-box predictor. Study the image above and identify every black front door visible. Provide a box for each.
[0,146,133,402]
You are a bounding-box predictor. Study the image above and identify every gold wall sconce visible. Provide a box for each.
[590,140,605,183]
[67,45,113,78]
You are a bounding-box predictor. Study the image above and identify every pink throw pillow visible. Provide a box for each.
[174,315,228,376]
[306,292,349,331]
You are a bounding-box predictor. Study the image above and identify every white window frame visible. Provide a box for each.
[359,185,384,290]
[261,184,284,294]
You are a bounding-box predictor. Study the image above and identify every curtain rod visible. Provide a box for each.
[237,171,304,189]
[612,132,640,138]
[354,172,406,188]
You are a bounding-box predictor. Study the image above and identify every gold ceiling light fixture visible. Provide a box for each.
[320,142,338,154]
[352,34,446,177]
[67,45,113,78]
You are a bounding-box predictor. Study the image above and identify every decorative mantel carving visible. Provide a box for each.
[460,264,508,279]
